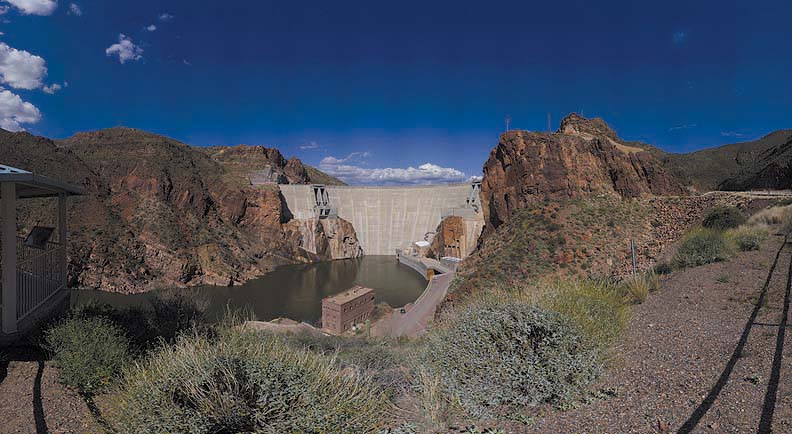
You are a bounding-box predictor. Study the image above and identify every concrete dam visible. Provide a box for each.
[279,183,482,256]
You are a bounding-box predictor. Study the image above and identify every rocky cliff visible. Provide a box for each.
[427,216,484,260]
[284,218,363,260]
[199,145,346,186]
[3,127,359,293]
[481,113,685,233]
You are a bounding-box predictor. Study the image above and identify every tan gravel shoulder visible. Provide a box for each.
[531,232,792,434]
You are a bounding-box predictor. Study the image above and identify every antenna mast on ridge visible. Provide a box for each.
[547,112,551,132]
[505,115,511,132]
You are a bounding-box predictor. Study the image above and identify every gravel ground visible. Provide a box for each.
[0,347,98,433]
[530,232,792,434]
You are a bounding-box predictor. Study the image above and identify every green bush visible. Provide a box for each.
[115,330,390,434]
[45,316,130,395]
[702,206,746,230]
[653,262,672,275]
[72,292,204,353]
[421,301,600,418]
[671,228,733,269]
[726,226,769,251]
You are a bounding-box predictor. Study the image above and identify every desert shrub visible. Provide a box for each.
[671,228,733,269]
[421,301,600,418]
[621,272,659,304]
[702,206,746,230]
[45,316,130,395]
[653,262,672,275]
[72,292,204,353]
[726,225,769,251]
[115,330,390,434]
[748,205,792,226]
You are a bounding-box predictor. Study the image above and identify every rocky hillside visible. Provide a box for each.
[657,130,792,191]
[3,127,359,293]
[198,145,346,186]
[480,113,685,234]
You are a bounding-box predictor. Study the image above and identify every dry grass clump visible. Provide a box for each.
[726,225,769,251]
[747,204,792,227]
[621,272,660,304]
[114,329,391,434]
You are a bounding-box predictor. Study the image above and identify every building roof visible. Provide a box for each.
[0,164,85,198]
[322,285,375,305]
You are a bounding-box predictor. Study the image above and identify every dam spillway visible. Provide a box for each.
[278,183,480,255]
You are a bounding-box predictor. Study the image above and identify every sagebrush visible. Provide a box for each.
[422,300,601,419]
[672,228,733,269]
[45,316,129,395]
[115,329,390,434]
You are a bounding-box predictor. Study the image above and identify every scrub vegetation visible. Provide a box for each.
[40,204,791,432]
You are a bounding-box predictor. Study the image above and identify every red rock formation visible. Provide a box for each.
[481,114,685,233]
[3,127,359,293]
[427,216,484,259]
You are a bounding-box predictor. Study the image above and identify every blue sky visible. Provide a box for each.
[1,0,791,184]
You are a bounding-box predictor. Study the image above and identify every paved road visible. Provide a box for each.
[372,271,454,338]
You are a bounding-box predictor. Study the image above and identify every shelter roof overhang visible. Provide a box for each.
[0,164,85,199]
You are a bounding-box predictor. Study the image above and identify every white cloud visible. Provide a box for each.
[300,141,320,150]
[145,24,156,32]
[721,131,747,139]
[0,5,9,14]
[42,82,61,94]
[0,87,41,131]
[158,12,173,21]
[0,42,47,90]
[468,175,483,182]
[67,2,81,16]
[319,152,468,185]
[3,0,57,15]
[668,123,696,131]
[105,34,143,64]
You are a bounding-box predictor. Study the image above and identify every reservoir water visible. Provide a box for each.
[73,256,427,324]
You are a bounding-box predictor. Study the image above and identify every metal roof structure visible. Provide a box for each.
[0,164,85,198]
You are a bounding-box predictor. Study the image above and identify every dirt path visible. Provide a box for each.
[0,348,98,434]
[531,233,792,434]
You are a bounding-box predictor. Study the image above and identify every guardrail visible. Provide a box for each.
[1,237,66,321]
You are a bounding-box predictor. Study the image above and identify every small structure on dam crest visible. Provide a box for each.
[321,285,375,334]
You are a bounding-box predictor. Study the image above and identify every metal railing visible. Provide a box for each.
[1,237,65,321]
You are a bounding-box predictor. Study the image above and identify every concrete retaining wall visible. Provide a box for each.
[279,183,477,255]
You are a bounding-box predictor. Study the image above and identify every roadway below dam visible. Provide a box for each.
[279,183,478,255]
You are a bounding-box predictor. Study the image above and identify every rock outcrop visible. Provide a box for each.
[284,218,363,260]
[3,127,358,293]
[427,216,484,260]
[481,114,685,233]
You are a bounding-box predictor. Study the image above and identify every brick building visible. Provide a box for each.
[321,286,376,334]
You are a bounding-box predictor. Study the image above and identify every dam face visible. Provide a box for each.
[279,183,479,255]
